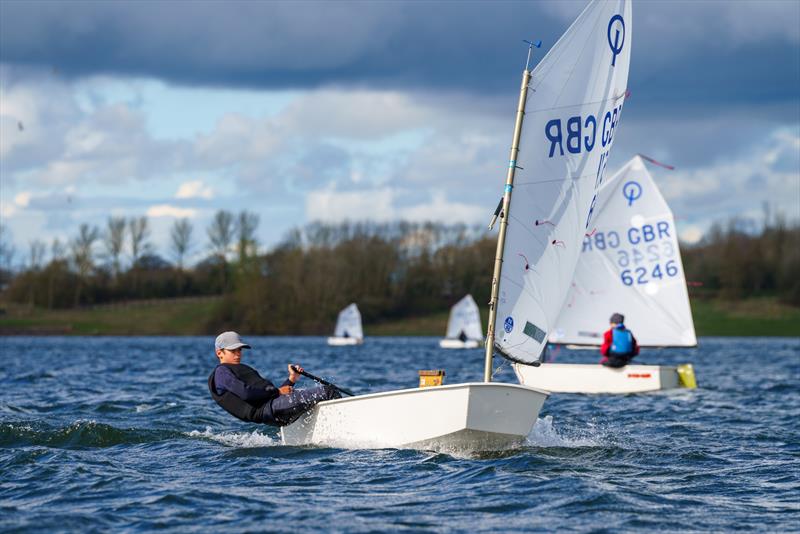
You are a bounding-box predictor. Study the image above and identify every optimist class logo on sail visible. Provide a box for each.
[608,15,625,67]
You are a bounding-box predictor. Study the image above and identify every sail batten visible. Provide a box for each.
[494,0,632,366]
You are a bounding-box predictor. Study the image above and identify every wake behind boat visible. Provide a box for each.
[281,0,631,452]
[514,156,698,393]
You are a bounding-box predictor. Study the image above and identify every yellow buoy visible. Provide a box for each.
[677,363,697,389]
[418,369,445,388]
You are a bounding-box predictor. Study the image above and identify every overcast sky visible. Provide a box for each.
[1,0,798,267]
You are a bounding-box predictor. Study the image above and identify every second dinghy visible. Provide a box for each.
[439,295,483,349]
[282,0,631,452]
[327,303,364,346]
[513,156,698,393]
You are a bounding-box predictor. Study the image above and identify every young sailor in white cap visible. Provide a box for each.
[208,331,340,426]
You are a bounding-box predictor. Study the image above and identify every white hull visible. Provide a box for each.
[281,382,548,453]
[513,362,694,394]
[439,338,481,349]
[327,337,362,346]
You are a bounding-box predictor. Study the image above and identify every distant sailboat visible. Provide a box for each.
[514,155,698,393]
[282,0,631,452]
[440,295,483,349]
[327,303,364,346]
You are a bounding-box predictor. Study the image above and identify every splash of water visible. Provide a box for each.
[187,427,279,448]
[527,416,607,448]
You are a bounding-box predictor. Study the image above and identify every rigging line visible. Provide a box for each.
[491,358,509,380]
[638,153,675,170]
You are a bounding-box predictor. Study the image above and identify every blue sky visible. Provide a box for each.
[1,0,798,267]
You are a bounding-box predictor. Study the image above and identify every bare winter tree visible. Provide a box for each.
[47,238,67,309]
[170,218,194,270]
[207,210,235,260]
[236,210,260,262]
[103,216,126,278]
[51,238,65,261]
[0,222,16,275]
[129,216,152,267]
[71,224,100,305]
[207,210,236,291]
[28,240,46,271]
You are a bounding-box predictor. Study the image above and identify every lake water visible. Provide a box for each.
[1,336,798,532]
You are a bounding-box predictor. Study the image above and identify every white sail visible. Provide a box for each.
[333,303,363,340]
[444,295,483,341]
[549,155,697,347]
[495,0,632,365]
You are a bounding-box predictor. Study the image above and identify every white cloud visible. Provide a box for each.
[1,71,797,256]
[398,191,485,224]
[146,204,196,218]
[1,201,18,218]
[281,90,431,139]
[305,187,485,225]
[306,188,396,222]
[0,83,41,158]
[13,191,30,207]
[641,127,800,232]
[175,180,213,199]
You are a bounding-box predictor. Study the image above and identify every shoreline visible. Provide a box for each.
[1,296,798,337]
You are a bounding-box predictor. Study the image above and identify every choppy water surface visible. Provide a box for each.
[1,336,798,532]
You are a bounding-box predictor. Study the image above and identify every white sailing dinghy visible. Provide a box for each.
[440,295,483,349]
[514,156,698,393]
[327,303,364,346]
[281,0,631,452]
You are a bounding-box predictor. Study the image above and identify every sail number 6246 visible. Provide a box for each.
[621,260,678,286]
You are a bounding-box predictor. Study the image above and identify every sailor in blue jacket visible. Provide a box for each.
[600,313,639,368]
[208,331,340,426]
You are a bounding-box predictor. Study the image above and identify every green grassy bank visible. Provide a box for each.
[0,296,798,337]
[0,297,220,335]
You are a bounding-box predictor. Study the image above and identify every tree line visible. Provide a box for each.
[0,210,260,309]
[1,214,797,333]
[682,213,799,305]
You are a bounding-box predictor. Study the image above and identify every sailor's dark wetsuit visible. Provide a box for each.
[208,363,340,426]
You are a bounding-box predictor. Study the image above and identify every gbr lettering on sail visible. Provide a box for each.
[543,104,623,160]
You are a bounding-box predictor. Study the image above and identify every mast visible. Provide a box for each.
[484,46,536,382]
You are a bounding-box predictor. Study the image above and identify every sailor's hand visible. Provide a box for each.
[278,385,293,395]
[288,364,303,383]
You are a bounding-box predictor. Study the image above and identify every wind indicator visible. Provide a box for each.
[523,39,542,71]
